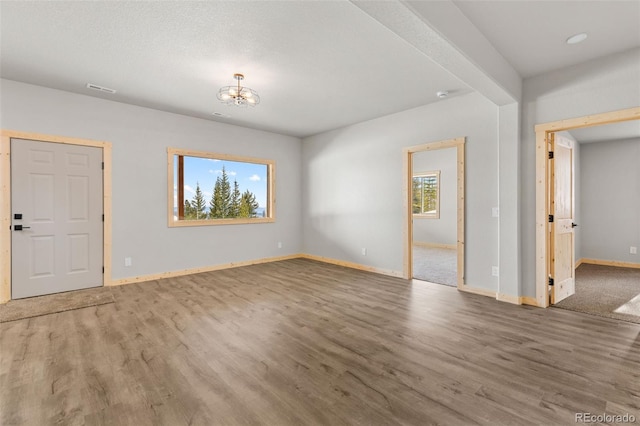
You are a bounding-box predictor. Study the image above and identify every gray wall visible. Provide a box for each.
[520,47,640,296]
[412,147,457,246]
[580,138,640,264]
[302,92,499,291]
[0,79,303,280]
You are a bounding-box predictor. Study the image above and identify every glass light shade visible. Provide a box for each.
[216,84,260,107]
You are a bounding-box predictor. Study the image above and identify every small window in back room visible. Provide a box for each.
[412,171,440,219]
[168,148,274,226]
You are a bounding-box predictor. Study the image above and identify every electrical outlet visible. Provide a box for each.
[362,248,367,256]
[124,257,132,267]
[631,247,637,255]
[277,242,282,249]
[492,266,499,277]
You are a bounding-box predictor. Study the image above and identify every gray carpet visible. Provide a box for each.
[553,263,640,324]
[0,286,114,323]
[412,245,457,286]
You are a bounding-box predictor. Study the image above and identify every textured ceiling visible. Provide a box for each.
[1,1,638,137]
[0,1,470,138]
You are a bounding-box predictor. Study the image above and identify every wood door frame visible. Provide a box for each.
[0,130,113,303]
[403,137,465,289]
[534,107,640,308]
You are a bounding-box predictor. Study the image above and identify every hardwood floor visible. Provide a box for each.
[1,258,639,425]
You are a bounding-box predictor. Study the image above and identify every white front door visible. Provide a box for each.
[11,139,103,299]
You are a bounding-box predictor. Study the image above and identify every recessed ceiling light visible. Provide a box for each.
[566,33,588,45]
[436,90,449,98]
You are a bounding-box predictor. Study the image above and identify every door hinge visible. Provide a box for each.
[102,214,104,221]
[549,277,554,286]
[101,162,104,170]
[102,267,105,274]
[548,151,554,159]
[548,214,554,223]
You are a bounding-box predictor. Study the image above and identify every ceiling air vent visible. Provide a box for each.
[86,83,116,94]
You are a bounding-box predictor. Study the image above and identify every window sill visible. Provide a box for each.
[169,217,275,227]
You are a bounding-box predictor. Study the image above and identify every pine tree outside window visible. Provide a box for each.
[168,148,274,227]
[412,171,440,219]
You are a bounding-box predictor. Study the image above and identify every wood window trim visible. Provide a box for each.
[412,170,441,219]
[167,147,276,227]
[0,130,113,303]
[534,107,640,308]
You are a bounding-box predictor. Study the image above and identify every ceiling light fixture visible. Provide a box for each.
[566,33,588,45]
[217,73,260,107]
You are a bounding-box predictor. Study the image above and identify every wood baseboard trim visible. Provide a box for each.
[109,254,302,286]
[299,254,404,278]
[413,241,457,250]
[575,258,584,268]
[68,252,544,311]
[463,289,539,307]
[580,258,640,269]
[458,285,496,299]
[519,296,539,307]
[496,293,521,305]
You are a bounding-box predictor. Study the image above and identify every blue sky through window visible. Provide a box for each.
[174,155,268,210]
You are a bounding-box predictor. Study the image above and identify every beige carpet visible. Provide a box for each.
[553,263,640,324]
[0,286,114,323]
[412,245,457,286]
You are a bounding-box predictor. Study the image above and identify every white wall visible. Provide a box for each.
[302,92,499,291]
[520,48,640,296]
[412,147,457,246]
[0,79,302,281]
[580,137,640,264]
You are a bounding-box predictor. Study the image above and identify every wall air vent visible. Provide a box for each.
[86,83,116,94]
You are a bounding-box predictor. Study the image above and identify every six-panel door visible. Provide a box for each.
[11,139,103,299]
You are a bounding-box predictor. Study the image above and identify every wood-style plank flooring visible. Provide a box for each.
[1,258,639,425]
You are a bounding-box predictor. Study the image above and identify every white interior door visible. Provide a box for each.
[11,139,103,299]
[550,133,576,304]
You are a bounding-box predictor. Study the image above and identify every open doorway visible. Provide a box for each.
[535,107,640,311]
[551,123,640,323]
[411,148,456,285]
[403,137,465,288]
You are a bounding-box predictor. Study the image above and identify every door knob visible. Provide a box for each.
[571,223,578,228]
[13,225,30,231]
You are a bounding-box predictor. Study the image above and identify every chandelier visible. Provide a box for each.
[217,73,260,107]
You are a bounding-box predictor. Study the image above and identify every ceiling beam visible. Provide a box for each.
[350,0,521,105]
